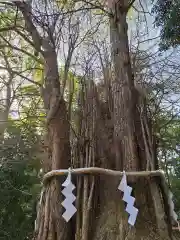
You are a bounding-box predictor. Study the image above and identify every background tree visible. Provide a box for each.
[152,0,180,50]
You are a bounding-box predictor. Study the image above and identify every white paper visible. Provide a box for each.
[124,195,135,206]
[62,205,77,222]
[122,186,132,202]
[126,203,133,214]
[128,207,139,226]
[62,182,75,194]
[62,172,71,187]
[61,171,77,222]
[62,195,76,207]
[118,172,127,192]
[126,205,139,226]
[126,204,137,214]
[118,171,138,226]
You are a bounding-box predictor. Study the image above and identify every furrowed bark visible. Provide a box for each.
[89,0,172,240]
[13,1,175,240]
[14,2,72,240]
[91,1,173,240]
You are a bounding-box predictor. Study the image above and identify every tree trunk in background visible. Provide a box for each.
[91,2,173,240]
[0,52,13,142]
[13,2,72,239]
[0,84,11,141]
[34,51,72,240]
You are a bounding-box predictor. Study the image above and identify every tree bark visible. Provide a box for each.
[34,48,72,240]
[0,49,14,143]
[14,1,174,239]
[91,1,173,240]
[12,2,73,239]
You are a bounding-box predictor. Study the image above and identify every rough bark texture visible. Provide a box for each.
[34,49,72,240]
[89,1,173,240]
[71,1,175,240]
[35,100,72,240]
[14,1,175,240]
[72,79,173,240]
[14,2,72,239]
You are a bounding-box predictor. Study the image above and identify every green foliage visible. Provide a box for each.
[158,116,180,155]
[17,84,46,132]
[171,160,180,218]
[152,0,180,50]
[0,120,41,240]
[156,111,180,219]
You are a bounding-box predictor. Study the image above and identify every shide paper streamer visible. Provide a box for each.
[49,167,178,227]
[61,168,77,222]
[118,171,139,226]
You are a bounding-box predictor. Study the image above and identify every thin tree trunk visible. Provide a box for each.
[0,70,13,142]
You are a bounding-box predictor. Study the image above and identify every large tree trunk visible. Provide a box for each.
[35,103,72,240]
[34,51,72,240]
[15,1,174,240]
[91,2,173,240]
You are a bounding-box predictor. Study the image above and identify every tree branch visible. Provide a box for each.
[13,1,42,53]
[0,42,42,64]
[15,28,38,50]
[79,0,110,15]
[0,26,16,33]
[12,70,42,87]
[128,0,136,10]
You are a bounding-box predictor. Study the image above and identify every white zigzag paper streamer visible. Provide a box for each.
[61,169,77,222]
[118,171,138,226]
